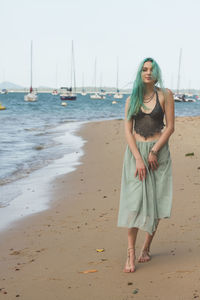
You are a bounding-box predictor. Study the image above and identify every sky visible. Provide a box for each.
[1,0,200,90]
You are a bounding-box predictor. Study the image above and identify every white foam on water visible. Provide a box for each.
[0,121,86,232]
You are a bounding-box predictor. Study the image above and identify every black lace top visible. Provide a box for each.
[132,91,165,139]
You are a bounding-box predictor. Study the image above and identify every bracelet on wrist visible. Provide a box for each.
[150,149,158,157]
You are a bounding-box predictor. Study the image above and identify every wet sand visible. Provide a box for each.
[0,116,200,300]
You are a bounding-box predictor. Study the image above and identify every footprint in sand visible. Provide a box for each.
[35,248,46,253]
[170,249,176,256]
[9,247,46,267]
[0,288,8,295]
[10,250,21,256]
[193,290,199,299]
[161,270,195,277]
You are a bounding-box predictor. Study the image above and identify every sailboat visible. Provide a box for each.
[52,64,59,95]
[113,57,123,99]
[174,48,183,102]
[90,92,102,99]
[60,41,77,101]
[24,41,37,102]
[99,73,106,99]
[90,58,105,99]
[52,89,58,96]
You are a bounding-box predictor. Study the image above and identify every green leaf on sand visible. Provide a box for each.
[185,152,194,156]
[132,289,139,294]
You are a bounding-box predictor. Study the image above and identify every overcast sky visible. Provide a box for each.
[1,0,199,89]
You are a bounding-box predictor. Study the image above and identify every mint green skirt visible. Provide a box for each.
[117,141,172,235]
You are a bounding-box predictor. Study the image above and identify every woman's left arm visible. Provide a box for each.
[148,89,174,170]
[152,88,175,152]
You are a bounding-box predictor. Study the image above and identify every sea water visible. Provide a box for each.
[0,92,199,230]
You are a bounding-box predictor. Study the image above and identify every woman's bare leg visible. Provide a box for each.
[124,227,138,272]
[138,220,160,263]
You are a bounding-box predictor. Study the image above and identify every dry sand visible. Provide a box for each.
[0,116,200,300]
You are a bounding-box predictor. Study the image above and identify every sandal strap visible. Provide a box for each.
[127,247,135,258]
[127,247,135,252]
[125,247,136,270]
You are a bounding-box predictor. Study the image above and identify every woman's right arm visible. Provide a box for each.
[124,97,146,181]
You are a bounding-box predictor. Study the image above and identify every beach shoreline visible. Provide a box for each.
[0,116,200,299]
[0,120,86,232]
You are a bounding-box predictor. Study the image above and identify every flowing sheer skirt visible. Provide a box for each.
[117,141,172,235]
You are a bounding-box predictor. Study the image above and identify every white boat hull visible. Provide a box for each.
[185,98,196,102]
[174,96,182,102]
[52,90,59,95]
[24,93,37,102]
[113,93,123,99]
[60,93,76,100]
[90,93,105,99]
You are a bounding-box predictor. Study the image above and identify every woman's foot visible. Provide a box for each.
[123,247,136,273]
[138,248,151,263]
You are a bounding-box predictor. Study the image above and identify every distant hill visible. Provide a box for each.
[0,81,25,90]
[1,81,198,94]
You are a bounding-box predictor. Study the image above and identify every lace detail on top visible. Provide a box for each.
[132,91,165,139]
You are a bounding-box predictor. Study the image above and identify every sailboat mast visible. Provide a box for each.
[71,40,76,93]
[56,63,58,89]
[188,79,191,94]
[177,48,182,94]
[30,40,33,91]
[94,57,97,93]
[82,72,84,92]
[116,57,119,92]
[70,43,73,89]
[100,72,103,90]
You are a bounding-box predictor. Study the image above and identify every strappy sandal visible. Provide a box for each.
[123,247,136,273]
[138,249,151,263]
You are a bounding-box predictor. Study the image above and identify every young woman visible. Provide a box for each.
[117,57,174,273]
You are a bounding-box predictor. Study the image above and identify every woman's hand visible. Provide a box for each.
[135,157,146,181]
[148,152,159,171]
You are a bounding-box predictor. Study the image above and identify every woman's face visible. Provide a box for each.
[141,61,155,84]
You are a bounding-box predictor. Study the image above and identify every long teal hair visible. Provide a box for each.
[127,57,165,120]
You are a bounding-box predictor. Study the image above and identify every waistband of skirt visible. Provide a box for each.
[135,140,169,150]
[135,140,158,145]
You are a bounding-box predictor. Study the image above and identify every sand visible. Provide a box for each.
[0,116,200,300]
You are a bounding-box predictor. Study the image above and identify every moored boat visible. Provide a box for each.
[1,89,8,94]
[185,97,196,102]
[24,88,37,102]
[114,90,123,99]
[0,102,6,110]
[60,87,76,100]
[90,58,105,99]
[24,41,37,102]
[90,92,104,99]
[52,89,59,96]
[113,58,123,99]
[60,41,77,101]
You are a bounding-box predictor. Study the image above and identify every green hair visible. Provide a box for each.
[127,57,166,120]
